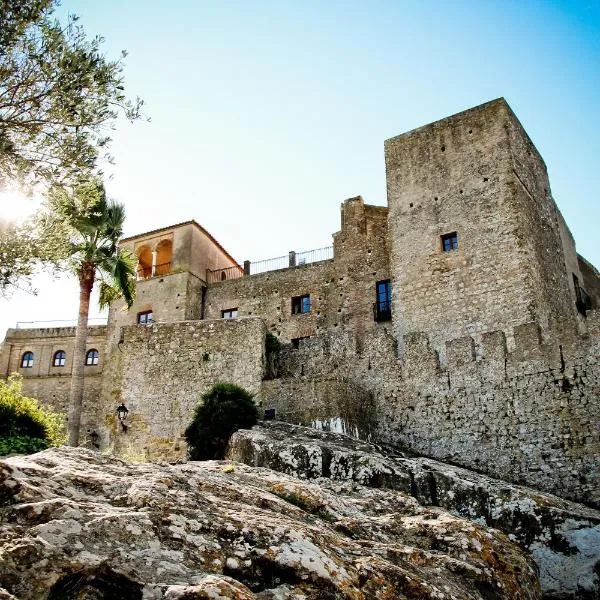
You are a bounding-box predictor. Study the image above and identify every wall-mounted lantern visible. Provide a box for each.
[116,403,129,432]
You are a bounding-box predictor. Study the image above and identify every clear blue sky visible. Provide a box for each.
[1,0,599,337]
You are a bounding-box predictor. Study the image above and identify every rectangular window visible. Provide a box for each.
[221,308,238,319]
[137,310,153,325]
[291,294,311,315]
[374,280,392,322]
[573,274,591,316]
[291,336,311,349]
[441,232,459,252]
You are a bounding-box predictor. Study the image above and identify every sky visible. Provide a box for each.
[1,0,599,339]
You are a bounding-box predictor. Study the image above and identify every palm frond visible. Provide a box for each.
[97,248,136,309]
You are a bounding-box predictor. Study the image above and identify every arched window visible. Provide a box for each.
[155,239,172,275]
[53,350,66,367]
[85,349,99,366]
[136,245,153,279]
[20,351,34,368]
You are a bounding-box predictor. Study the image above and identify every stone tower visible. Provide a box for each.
[384,98,582,355]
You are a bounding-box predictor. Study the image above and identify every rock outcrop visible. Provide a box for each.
[0,446,540,599]
[228,422,600,600]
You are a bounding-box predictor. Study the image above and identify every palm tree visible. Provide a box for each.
[51,180,135,446]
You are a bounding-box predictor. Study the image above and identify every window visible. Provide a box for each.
[374,280,392,322]
[291,336,311,349]
[573,274,592,316]
[85,349,99,366]
[222,308,238,319]
[53,350,66,367]
[20,351,34,368]
[441,232,459,252]
[137,310,153,325]
[292,294,311,315]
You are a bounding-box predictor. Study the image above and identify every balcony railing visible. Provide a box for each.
[206,245,334,284]
[206,264,245,284]
[15,318,108,329]
[137,262,171,280]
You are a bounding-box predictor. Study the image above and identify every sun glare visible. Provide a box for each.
[0,190,42,223]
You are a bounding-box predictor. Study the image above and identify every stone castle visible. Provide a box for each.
[2,98,599,508]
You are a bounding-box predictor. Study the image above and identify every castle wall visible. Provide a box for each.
[578,255,600,309]
[107,271,204,334]
[505,110,579,333]
[384,98,579,356]
[0,326,107,443]
[97,318,266,461]
[205,197,390,343]
[261,315,600,507]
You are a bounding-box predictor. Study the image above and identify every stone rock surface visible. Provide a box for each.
[227,422,600,600]
[0,447,540,599]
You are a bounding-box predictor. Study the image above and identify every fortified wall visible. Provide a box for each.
[1,98,598,508]
[261,313,600,507]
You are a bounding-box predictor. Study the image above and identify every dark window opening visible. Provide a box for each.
[85,349,99,366]
[291,336,311,349]
[20,351,34,368]
[137,310,153,325]
[222,308,238,319]
[292,294,311,315]
[441,232,459,252]
[573,274,592,316]
[374,280,392,322]
[53,350,66,367]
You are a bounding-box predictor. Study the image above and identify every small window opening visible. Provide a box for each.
[85,349,99,366]
[374,280,392,322]
[573,274,592,316]
[441,232,459,252]
[53,350,66,367]
[291,336,311,349]
[137,310,153,325]
[291,294,311,315]
[20,351,34,368]
[222,308,238,319]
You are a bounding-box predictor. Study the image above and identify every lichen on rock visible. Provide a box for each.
[0,446,540,599]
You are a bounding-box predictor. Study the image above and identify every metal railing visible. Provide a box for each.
[249,254,289,275]
[15,317,108,329]
[206,264,245,284]
[206,245,334,284]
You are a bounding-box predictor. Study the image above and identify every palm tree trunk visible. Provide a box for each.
[68,262,95,446]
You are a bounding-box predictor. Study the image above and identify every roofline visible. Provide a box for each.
[120,220,240,267]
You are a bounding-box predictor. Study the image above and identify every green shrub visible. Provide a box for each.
[0,374,66,455]
[265,331,282,353]
[185,382,258,460]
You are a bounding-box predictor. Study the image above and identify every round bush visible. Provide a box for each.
[185,383,258,460]
[0,374,66,456]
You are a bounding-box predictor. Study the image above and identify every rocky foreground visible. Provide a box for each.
[228,422,600,600]
[0,444,540,599]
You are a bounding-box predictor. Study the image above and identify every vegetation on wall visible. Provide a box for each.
[0,373,66,455]
[185,383,258,460]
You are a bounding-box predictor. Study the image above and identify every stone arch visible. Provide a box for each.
[136,245,152,279]
[155,239,173,275]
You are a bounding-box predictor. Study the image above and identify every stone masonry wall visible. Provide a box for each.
[384,98,579,356]
[107,271,205,337]
[97,317,266,461]
[205,196,390,343]
[0,326,107,443]
[261,311,600,507]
